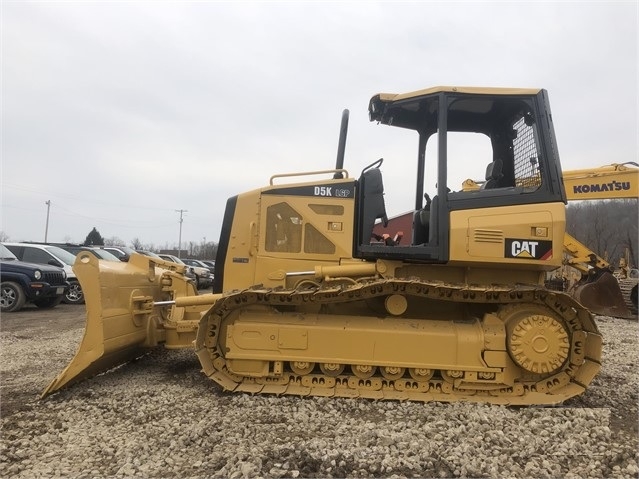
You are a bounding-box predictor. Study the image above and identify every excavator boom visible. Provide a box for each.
[563,162,639,200]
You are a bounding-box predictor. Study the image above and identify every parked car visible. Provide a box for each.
[200,260,216,274]
[3,242,83,304]
[135,250,163,258]
[182,258,215,276]
[0,244,69,312]
[52,244,120,261]
[128,251,197,283]
[157,254,212,289]
[100,246,137,262]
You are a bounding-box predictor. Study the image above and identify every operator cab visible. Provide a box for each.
[355,86,566,263]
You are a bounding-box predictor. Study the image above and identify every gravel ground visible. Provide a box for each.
[1,304,637,478]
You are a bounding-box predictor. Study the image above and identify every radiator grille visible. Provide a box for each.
[42,271,66,286]
[473,229,503,243]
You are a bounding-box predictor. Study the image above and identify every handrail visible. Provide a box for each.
[269,169,349,185]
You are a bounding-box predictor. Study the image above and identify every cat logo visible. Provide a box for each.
[505,239,553,260]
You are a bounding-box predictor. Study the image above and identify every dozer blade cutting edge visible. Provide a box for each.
[41,253,192,398]
[570,271,633,319]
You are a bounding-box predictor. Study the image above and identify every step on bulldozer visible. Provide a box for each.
[44,86,603,406]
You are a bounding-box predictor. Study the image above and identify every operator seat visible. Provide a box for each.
[358,167,388,245]
[413,193,432,245]
[481,159,504,189]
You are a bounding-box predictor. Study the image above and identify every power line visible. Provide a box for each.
[175,209,188,258]
[2,182,178,212]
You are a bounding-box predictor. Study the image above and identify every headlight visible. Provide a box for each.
[62,270,67,279]
[34,270,42,280]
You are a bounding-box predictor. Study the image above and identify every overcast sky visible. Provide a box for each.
[2,1,637,250]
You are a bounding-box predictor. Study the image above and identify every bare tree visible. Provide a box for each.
[104,236,126,246]
[130,237,144,250]
[567,199,638,267]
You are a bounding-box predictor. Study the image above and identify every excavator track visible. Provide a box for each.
[195,279,602,405]
[618,278,639,317]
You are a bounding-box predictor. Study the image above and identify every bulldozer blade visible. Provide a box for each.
[570,271,633,319]
[42,253,169,398]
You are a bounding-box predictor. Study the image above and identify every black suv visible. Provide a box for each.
[0,244,69,312]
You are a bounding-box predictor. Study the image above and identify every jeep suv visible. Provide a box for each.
[0,244,69,312]
[3,243,83,304]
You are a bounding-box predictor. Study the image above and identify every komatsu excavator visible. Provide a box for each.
[43,86,603,405]
[465,161,638,318]
[561,163,638,318]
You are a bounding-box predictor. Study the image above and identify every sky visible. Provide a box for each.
[1,1,637,250]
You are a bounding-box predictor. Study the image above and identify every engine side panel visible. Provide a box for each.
[449,202,564,271]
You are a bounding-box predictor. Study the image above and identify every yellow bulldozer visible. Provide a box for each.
[44,86,603,406]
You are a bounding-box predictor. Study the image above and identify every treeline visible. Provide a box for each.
[87,228,218,260]
[131,238,218,260]
[566,199,638,268]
